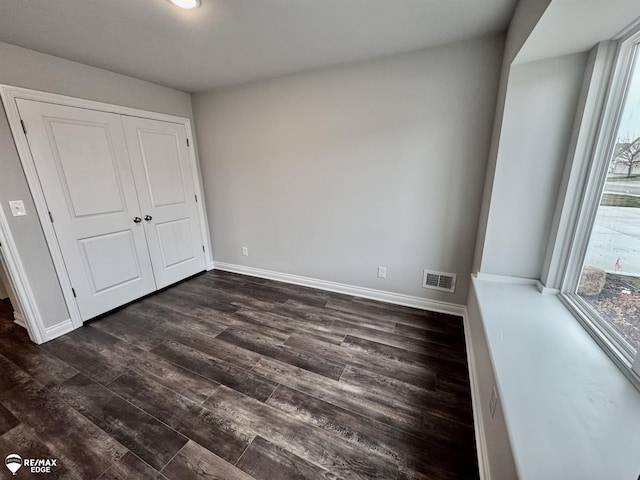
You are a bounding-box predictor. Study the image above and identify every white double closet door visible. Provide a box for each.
[17,100,206,320]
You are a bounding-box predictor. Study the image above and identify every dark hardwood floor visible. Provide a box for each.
[0,271,478,479]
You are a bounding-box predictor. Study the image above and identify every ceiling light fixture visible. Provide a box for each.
[167,0,201,9]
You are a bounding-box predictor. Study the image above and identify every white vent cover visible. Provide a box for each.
[422,269,456,293]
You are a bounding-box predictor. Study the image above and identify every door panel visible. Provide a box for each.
[17,100,156,320]
[49,121,126,217]
[123,116,205,288]
[137,130,186,207]
[155,218,196,268]
[78,230,144,293]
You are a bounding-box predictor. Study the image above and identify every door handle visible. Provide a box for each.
[133,217,142,223]
[144,215,153,221]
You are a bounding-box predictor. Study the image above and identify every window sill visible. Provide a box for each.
[472,276,640,480]
[559,293,640,389]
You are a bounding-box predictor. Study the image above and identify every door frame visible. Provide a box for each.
[0,84,214,342]
[0,206,46,343]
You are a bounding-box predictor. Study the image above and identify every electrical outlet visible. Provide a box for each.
[8,200,26,217]
[489,386,498,419]
[241,246,249,257]
[377,266,387,279]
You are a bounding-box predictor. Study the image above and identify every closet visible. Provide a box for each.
[16,99,206,320]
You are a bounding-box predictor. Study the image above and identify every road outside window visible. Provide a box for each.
[578,47,640,353]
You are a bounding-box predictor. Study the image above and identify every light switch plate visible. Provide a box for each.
[8,200,26,217]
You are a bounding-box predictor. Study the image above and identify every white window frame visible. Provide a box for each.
[555,23,640,387]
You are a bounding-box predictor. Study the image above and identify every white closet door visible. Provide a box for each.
[16,100,156,320]
[122,116,206,289]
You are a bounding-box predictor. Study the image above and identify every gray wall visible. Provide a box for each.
[0,262,9,300]
[480,53,588,278]
[472,0,551,274]
[0,41,194,329]
[192,35,505,305]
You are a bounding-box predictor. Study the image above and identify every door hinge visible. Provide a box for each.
[71,288,76,298]
[195,194,198,203]
[48,211,54,223]
[202,245,205,252]
[20,119,26,135]
[186,138,190,147]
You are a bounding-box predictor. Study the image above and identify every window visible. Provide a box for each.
[562,23,640,384]
[579,45,640,351]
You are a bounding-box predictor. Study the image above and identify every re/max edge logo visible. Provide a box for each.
[5,454,58,475]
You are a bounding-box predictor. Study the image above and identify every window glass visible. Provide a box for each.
[578,45,640,352]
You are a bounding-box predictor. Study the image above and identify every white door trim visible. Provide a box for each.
[0,84,213,342]
[0,206,46,343]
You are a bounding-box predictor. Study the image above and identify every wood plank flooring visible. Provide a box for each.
[0,271,478,479]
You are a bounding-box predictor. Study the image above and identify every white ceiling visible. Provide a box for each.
[515,0,640,64]
[0,0,517,93]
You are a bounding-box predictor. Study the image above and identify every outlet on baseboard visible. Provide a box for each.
[241,246,249,257]
[489,386,498,418]
[377,266,387,279]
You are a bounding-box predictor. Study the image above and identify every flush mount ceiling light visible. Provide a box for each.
[167,0,201,9]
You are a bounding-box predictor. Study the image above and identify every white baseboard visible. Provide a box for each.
[13,311,26,328]
[44,318,75,341]
[475,274,560,296]
[213,262,466,317]
[475,272,538,286]
[463,311,491,480]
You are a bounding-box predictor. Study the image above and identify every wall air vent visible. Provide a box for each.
[422,269,456,293]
